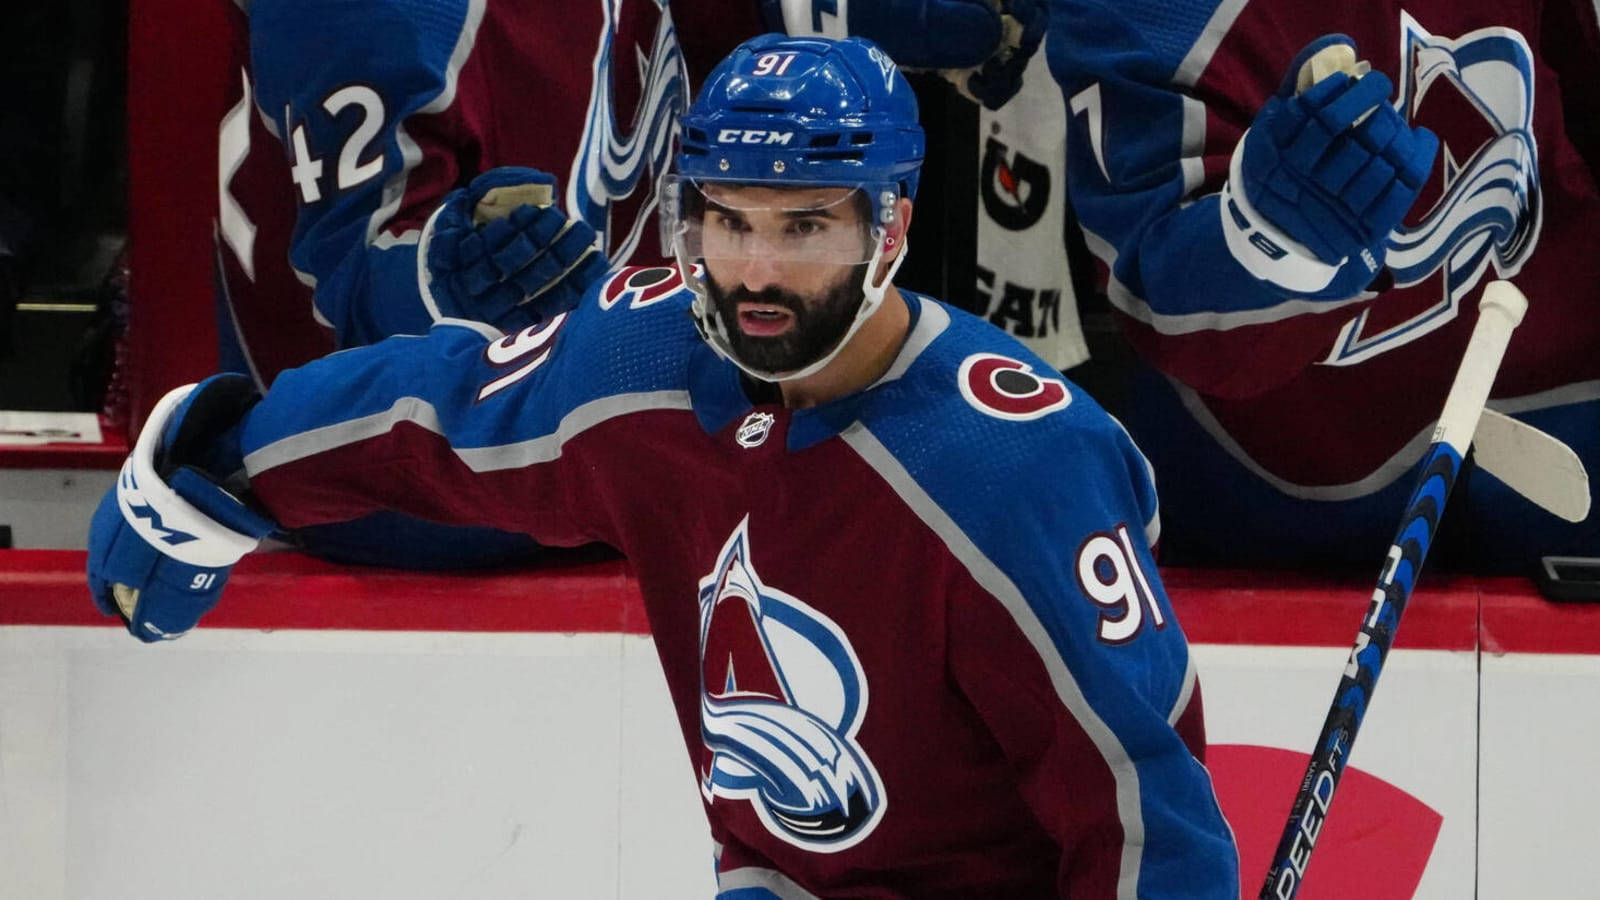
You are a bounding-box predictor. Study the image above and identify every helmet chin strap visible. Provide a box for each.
[682,230,909,384]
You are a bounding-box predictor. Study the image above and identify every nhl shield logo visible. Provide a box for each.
[697,517,886,852]
[735,412,776,448]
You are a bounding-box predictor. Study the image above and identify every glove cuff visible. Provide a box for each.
[1220,135,1351,295]
[116,384,269,569]
[416,201,456,326]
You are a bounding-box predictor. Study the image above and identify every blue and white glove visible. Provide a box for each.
[763,0,1047,109]
[419,167,609,332]
[87,375,275,642]
[1221,35,1439,298]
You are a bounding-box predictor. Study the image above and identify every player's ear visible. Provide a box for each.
[878,196,913,276]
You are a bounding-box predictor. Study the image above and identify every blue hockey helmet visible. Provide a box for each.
[675,33,925,209]
[662,34,927,382]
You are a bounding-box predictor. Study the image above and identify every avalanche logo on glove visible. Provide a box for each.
[696,516,886,852]
[1327,14,1542,365]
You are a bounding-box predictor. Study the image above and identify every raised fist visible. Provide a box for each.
[1223,35,1439,298]
[421,167,610,331]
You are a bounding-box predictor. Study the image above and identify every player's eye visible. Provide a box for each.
[713,213,750,233]
[787,218,824,237]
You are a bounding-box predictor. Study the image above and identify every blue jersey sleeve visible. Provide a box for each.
[248,0,479,345]
[230,272,701,547]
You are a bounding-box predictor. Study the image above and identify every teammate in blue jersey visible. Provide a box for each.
[1046,0,1600,570]
[92,35,1238,896]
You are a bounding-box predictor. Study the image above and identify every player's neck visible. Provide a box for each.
[780,285,910,410]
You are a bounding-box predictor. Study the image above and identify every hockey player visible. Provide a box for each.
[96,35,1238,896]
[1046,2,1600,570]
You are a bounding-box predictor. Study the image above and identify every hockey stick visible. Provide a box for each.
[1259,280,1529,899]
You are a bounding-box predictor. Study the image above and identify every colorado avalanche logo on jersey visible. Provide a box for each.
[597,264,700,310]
[697,517,885,852]
[1326,13,1541,365]
[567,0,688,266]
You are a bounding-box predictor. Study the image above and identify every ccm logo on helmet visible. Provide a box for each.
[716,129,794,146]
[958,353,1071,421]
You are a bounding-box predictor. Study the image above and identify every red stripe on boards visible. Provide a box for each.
[0,550,650,635]
[4,551,1596,654]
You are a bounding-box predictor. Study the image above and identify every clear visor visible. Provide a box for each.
[660,175,898,267]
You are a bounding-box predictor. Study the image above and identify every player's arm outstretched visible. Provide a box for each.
[87,309,609,641]
[945,411,1238,896]
[247,0,605,346]
[1050,0,1437,396]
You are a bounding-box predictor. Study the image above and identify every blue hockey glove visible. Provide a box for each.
[420,167,609,332]
[87,375,275,642]
[953,0,1046,110]
[1223,35,1439,297]
[763,0,1046,109]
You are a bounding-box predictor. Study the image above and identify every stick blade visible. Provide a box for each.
[1474,408,1591,523]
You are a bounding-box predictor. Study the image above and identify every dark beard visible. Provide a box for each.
[705,263,869,376]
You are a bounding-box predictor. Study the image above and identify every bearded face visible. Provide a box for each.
[675,181,890,378]
[703,262,870,377]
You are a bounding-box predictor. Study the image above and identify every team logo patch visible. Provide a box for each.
[598,265,696,310]
[958,352,1071,421]
[1325,14,1541,365]
[697,517,885,852]
[735,412,776,448]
